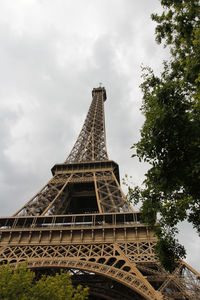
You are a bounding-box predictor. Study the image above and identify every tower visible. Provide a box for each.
[0,87,199,299]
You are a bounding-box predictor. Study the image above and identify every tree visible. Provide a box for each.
[0,263,89,300]
[131,0,200,272]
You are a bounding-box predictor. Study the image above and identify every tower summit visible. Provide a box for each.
[66,87,108,163]
[0,87,199,299]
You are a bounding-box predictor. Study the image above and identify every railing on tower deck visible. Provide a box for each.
[0,212,144,230]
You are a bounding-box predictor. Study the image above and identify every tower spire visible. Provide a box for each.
[65,87,108,163]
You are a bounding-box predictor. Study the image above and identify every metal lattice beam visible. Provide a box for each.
[13,162,133,216]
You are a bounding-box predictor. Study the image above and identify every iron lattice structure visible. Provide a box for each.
[0,87,200,299]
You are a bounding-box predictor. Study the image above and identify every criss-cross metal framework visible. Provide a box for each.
[0,87,199,299]
[65,88,108,163]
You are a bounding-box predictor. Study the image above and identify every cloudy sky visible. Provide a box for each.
[0,0,199,271]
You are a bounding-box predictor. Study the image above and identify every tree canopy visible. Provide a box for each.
[131,0,200,272]
[0,263,89,300]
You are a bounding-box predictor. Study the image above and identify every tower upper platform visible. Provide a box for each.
[92,87,107,101]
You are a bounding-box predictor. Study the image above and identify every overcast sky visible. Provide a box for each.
[0,0,199,271]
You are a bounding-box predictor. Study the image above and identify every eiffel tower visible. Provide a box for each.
[0,87,199,299]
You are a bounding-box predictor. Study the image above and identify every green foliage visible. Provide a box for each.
[154,226,186,273]
[0,263,34,300]
[0,264,89,300]
[132,0,200,271]
[151,0,200,97]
